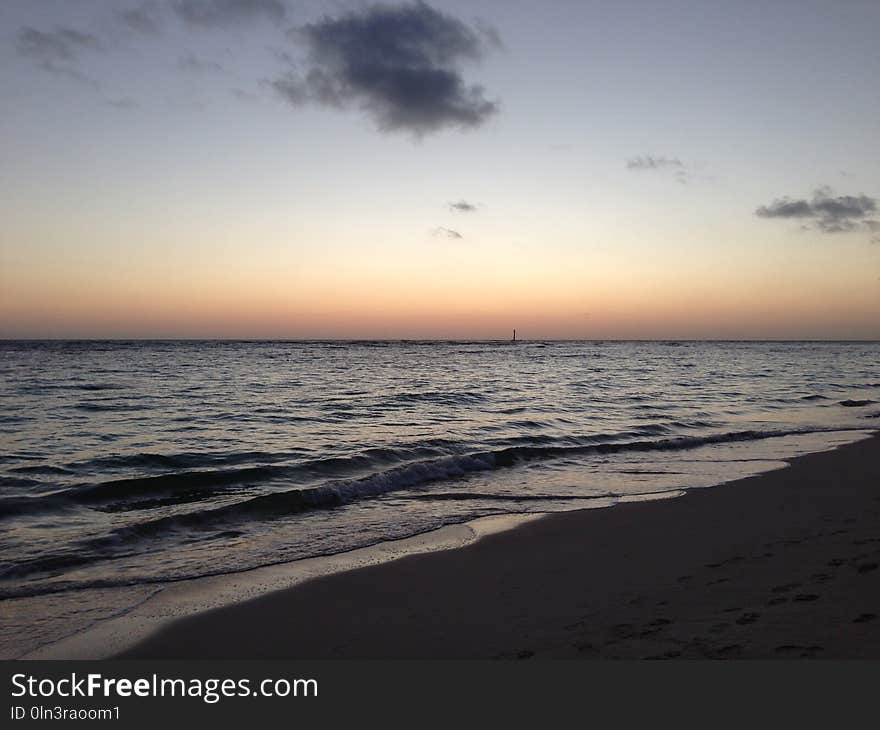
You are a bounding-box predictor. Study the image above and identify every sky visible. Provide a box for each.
[1,0,879,339]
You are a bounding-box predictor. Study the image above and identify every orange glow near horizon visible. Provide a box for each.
[3,257,878,340]
[2,205,878,340]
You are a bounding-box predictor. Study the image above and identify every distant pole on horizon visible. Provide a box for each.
[512,329,516,342]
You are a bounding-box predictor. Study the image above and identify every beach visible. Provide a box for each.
[117,431,880,659]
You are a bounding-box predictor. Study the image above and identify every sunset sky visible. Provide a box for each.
[1,0,878,339]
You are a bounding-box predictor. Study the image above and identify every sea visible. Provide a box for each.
[1,340,878,657]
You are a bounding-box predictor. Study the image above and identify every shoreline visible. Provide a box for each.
[112,431,880,659]
[18,513,548,659]
[14,430,877,660]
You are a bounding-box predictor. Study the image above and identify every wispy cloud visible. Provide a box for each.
[172,0,287,28]
[756,186,879,241]
[626,155,693,184]
[17,27,100,67]
[177,53,225,73]
[449,200,478,213]
[271,2,499,136]
[626,155,683,170]
[433,227,463,239]
[16,26,102,84]
[118,3,164,35]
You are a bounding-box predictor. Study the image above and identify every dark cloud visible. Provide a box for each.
[756,186,878,237]
[119,3,163,35]
[626,155,684,170]
[755,198,814,219]
[172,0,287,27]
[449,200,477,213]
[16,26,101,69]
[433,227,463,239]
[272,2,499,136]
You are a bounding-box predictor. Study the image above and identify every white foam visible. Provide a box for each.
[20,512,544,659]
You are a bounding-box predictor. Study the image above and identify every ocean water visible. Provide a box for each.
[1,339,878,657]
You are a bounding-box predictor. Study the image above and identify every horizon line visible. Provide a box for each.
[2,337,880,344]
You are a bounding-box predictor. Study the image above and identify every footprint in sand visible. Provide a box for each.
[706,556,745,569]
[736,612,761,625]
[853,613,877,623]
[771,582,801,593]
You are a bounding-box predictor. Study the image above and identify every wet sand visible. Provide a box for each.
[119,433,880,659]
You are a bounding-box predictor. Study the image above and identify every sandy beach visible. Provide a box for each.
[117,432,880,659]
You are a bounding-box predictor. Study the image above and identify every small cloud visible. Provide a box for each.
[449,200,478,213]
[433,227,463,239]
[16,26,102,86]
[178,53,225,73]
[119,3,163,35]
[626,155,684,170]
[172,0,287,28]
[756,186,879,239]
[758,198,814,218]
[627,155,695,183]
[271,2,500,136]
[17,26,101,69]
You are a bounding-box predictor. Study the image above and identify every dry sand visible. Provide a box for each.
[118,433,880,659]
